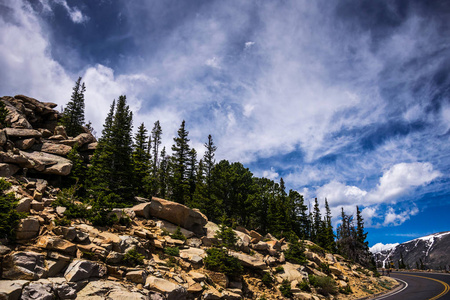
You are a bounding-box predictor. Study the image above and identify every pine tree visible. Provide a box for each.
[312,198,323,245]
[89,96,134,202]
[149,121,162,195]
[158,147,169,199]
[132,123,151,197]
[61,77,86,137]
[170,120,190,204]
[323,199,336,252]
[204,134,217,200]
[186,148,197,205]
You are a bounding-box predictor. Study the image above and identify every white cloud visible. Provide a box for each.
[313,162,440,227]
[260,167,279,180]
[369,162,442,203]
[369,242,399,253]
[244,41,255,49]
[205,57,221,69]
[383,206,419,226]
[54,0,89,23]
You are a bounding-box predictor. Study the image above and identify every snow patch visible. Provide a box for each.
[369,242,399,253]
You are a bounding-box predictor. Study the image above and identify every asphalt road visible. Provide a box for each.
[374,271,450,300]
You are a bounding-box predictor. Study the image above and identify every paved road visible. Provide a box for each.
[374,271,450,300]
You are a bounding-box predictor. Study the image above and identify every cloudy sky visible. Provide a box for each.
[1,0,449,246]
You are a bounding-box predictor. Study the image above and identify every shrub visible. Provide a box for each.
[54,217,71,226]
[275,266,284,273]
[284,239,306,265]
[215,224,237,249]
[308,244,326,257]
[124,247,144,266]
[261,272,274,287]
[297,279,311,292]
[319,262,331,275]
[0,179,26,240]
[171,226,186,241]
[309,275,338,296]
[52,187,90,219]
[339,284,353,294]
[164,246,180,257]
[204,247,243,277]
[279,280,293,298]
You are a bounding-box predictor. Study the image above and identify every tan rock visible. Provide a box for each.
[230,251,268,270]
[14,138,35,150]
[0,129,7,146]
[188,270,207,282]
[145,276,187,299]
[19,151,72,175]
[31,142,73,156]
[16,197,31,213]
[73,133,95,146]
[30,200,44,211]
[126,270,147,284]
[131,202,152,219]
[54,126,68,139]
[36,236,77,255]
[156,220,195,238]
[277,262,307,282]
[15,217,40,240]
[249,230,263,242]
[205,270,229,288]
[149,197,208,235]
[4,128,42,138]
[188,282,203,293]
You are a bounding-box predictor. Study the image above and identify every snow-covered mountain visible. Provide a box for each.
[371,231,450,270]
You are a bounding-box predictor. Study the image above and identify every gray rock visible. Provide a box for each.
[21,281,54,300]
[0,280,29,300]
[2,251,47,280]
[0,163,20,177]
[31,143,72,156]
[64,260,107,282]
[19,151,72,175]
[4,128,41,138]
[14,138,35,150]
[0,129,7,146]
[145,276,187,300]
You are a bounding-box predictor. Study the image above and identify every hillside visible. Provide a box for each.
[372,232,450,271]
[0,94,399,299]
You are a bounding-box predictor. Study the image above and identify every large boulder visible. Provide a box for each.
[2,251,47,280]
[229,251,268,270]
[19,151,72,175]
[21,281,54,300]
[64,259,107,282]
[149,197,208,235]
[145,276,187,300]
[15,217,40,240]
[36,236,77,255]
[4,128,42,138]
[277,262,307,282]
[0,280,29,300]
[131,202,152,219]
[76,280,149,300]
[31,142,73,156]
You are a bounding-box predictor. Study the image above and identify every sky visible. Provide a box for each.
[0,0,449,247]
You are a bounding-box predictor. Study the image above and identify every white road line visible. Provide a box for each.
[374,278,409,300]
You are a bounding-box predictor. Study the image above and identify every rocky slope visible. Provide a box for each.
[0,95,399,299]
[372,232,450,271]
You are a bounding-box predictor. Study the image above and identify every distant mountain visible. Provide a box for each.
[371,231,450,270]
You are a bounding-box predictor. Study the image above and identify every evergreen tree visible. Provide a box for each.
[170,120,190,204]
[204,134,217,200]
[158,147,169,199]
[89,96,134,202]
[312,198,323,245]
[356,206,368,250]
[149,120,162,195]
[132,123,151,197]
[61,77,86,137]
[323,199,336,252]
[186,148,198,205]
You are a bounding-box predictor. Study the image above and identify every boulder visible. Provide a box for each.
[145,276,188,300]
[4,128,41,138]
[54,126,68,139]
[2,251,47,280]
[277,262,307,282]
[15,217,40,240]
[0,280,29,300]
[47,277,87,300]
[249,230,263,243]
[0,163,20,177]
[205,270,229,288]
[31,143,73,156]
[252,241,269,251]
[131,202,152,219]
[73,133,95,146]
[156,220,195,238]
[126,270,147,284]
[47,258,70,277]
[21,281,54,300]
[149,197,208,235]
[0,129,7,145]
[179,248,206,264]
[108,208,136,220]
[36,236,77,255]
[64,259,107,282]
[19,151,72,175]
[14,138,35,150]
[229,251,268,270]
[76,280,148,300]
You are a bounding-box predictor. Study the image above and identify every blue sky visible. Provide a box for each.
[1,0,449,247]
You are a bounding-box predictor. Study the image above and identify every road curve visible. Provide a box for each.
[374,271,450,300]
